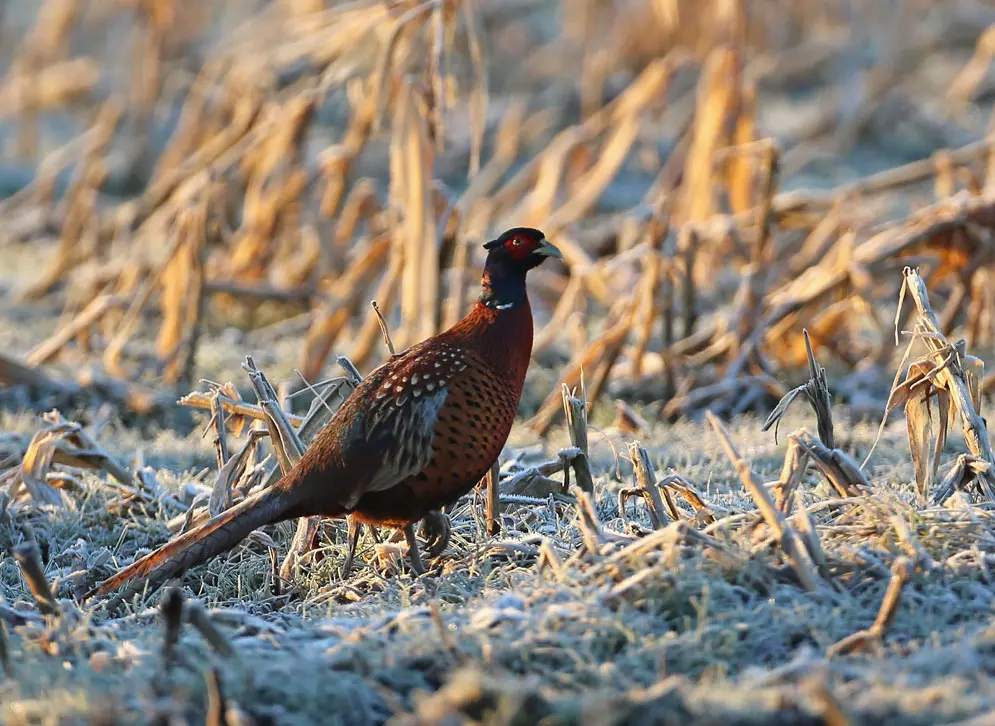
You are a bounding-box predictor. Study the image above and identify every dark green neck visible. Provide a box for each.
[479,268,527,310]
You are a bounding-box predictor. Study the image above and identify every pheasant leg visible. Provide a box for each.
[341,516,362,579]
[403,524,426,575]
[419,510,451,559]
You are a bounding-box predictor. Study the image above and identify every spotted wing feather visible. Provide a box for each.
[332,340,474,507]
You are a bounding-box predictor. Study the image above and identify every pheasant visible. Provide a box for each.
[87,227,561,601]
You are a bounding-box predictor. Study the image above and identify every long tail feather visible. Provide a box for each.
[86,485,297,602]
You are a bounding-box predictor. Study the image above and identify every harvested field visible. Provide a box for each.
[2,1,995,724]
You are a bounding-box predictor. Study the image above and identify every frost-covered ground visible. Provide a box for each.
[2,286,994,725]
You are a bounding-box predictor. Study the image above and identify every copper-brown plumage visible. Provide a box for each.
[87,228,562,601]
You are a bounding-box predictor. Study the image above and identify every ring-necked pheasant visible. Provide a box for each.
[87,227,561,601]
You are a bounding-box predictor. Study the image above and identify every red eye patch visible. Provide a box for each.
[504,236,533,259]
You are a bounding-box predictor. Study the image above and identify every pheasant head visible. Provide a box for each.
[479,227,562,310]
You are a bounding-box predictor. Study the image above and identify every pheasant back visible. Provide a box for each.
[327,303,534,527]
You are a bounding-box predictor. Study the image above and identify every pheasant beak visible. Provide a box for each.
[533,238,564,260]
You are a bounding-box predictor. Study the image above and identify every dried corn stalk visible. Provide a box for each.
[868,268,993,503]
